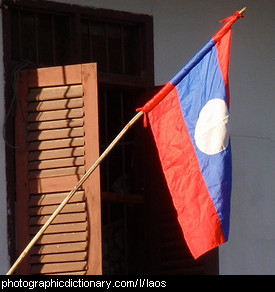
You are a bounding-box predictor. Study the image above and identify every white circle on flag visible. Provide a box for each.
[194,98,230,155]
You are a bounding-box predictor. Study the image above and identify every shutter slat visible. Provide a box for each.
[29,166,85,179]
[29,202,86,216]
[29,146,84,161]
[30,251,87,264]
[30,222,87,235]
[28,97,83,112]
[27,85,83,101]
[31,261,87,274]
[28,118,83,131]
[28,157,85,171]
[28,127,84,142]
[36,231,88,244]
[28,137,84,151]
[29,175,84,194]
[29,191,85,206]
[28,108,83,122]
[32,242,88,255]
[29,212,87,226]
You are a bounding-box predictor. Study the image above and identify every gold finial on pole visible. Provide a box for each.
[239,7,247,15]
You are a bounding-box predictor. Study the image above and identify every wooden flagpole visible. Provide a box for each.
[6,111,144,275]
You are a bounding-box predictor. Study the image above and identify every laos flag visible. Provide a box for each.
[137,11,244,259]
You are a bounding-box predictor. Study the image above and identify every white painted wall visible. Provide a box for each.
[1,0,274,274]
[0,11,9,275]
[79,0,275,275]
[152,0,275,275]
[218,1,275,275]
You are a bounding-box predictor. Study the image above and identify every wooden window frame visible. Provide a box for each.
[2,0,154,88]
[2,0,154,270]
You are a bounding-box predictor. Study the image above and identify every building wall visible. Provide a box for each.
[0,11,9,275]
[218,1,275,274]
[154,0,274,275]
[1,0,274,274]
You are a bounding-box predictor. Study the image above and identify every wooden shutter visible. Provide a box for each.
[15,64,101,275]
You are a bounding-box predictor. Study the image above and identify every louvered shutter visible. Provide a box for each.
[15,64,101,275]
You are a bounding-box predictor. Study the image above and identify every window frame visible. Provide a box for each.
[3,0,154,88]
[2,0,219,276]
[2,0,154,272]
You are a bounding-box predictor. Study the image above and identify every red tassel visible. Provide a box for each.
[136,108,148,127]
[219,11,244,23]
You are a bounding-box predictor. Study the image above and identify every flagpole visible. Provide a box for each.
[6,111,144,275]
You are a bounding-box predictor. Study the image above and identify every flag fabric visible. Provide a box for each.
[137,11,243,259]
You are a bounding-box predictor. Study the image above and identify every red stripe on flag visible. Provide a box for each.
[148,86,226,259]
[215,29,232,105]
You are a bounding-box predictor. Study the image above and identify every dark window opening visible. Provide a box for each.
[9,6,148,79]
[99,87,141,194]
[10,10,72,66]
[3,0,218,275]
[80,19,143,76]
